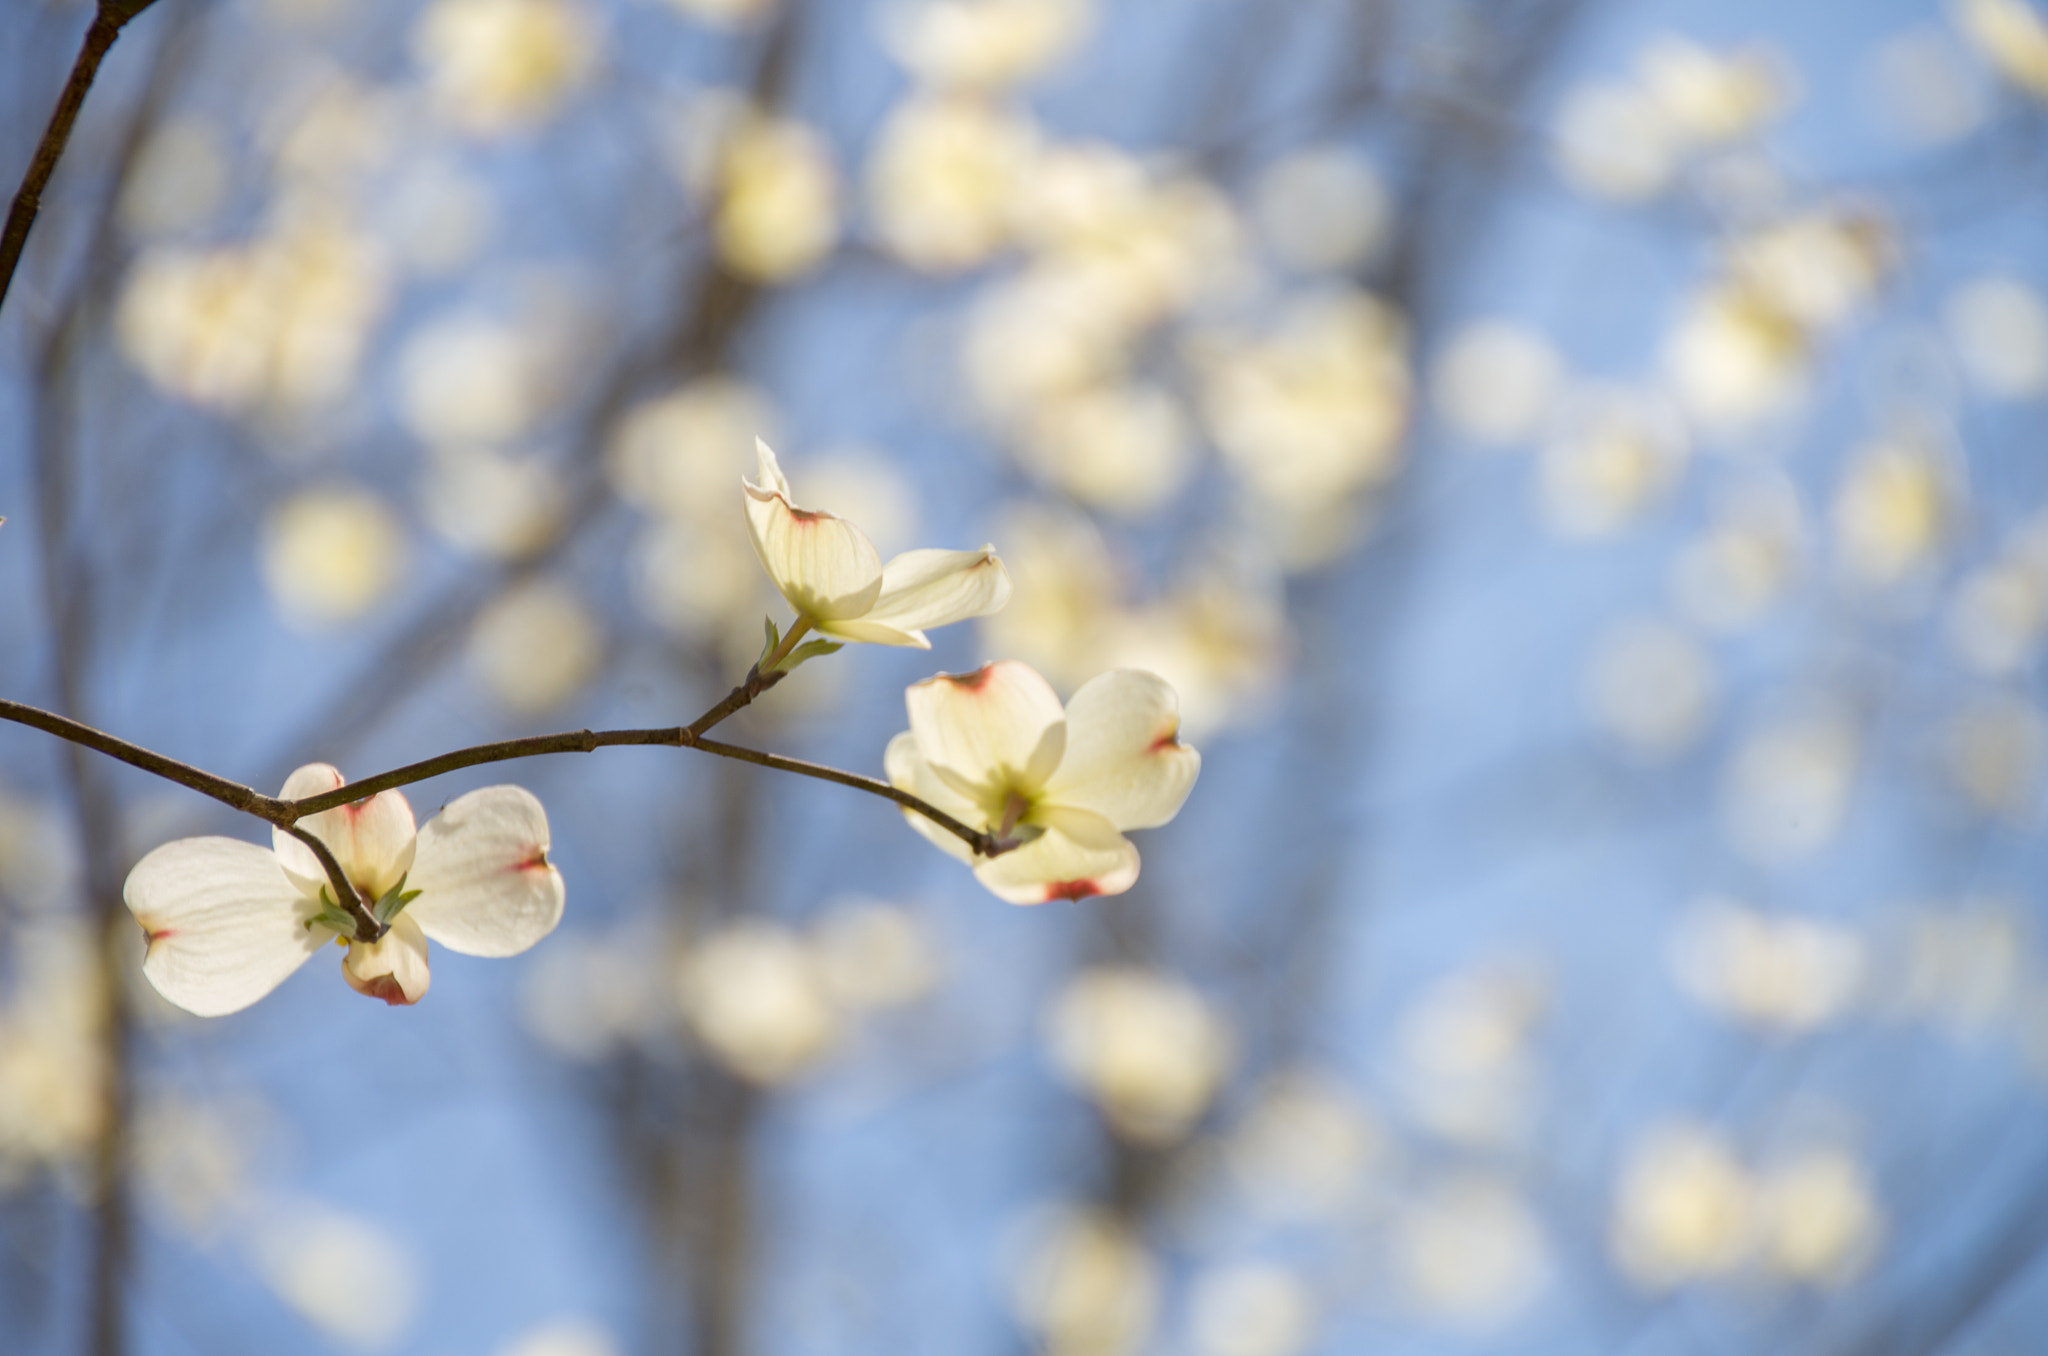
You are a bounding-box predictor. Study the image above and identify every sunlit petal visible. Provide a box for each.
[748,435,792,500]
[815,618,929,647]
[405,784,566,956]
[906,660,1067,803]
[125,837,328,1017]
[743,442,884,622]
[973,805,1139,905]
[859,546,1013,635]
[1043,669,1202,830]
[343,912,431,1006]
[885,729,983,863]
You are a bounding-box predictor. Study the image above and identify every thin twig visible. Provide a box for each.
[0,0,162,314]
[288,662,791,815]
[0,698,285,818]
[0,664,1017,863]
[688,736,1017,859]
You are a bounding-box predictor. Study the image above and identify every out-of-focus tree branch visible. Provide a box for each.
[0,0,162,313]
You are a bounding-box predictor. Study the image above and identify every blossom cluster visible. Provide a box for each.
[124,440,1199,1015]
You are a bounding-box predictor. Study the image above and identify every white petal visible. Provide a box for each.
[1042,670,1202,830]
[884,730,984,864]
[856,546,1012,636]
[749,436,792,499]
[905,661,1067,806]
[972,806,1140,905]
[273,763,418,900]
[404,785,565,957]
[342,912,431,1006]
[815,618,930,648]
[125,837,328,1017]
[743,444,884,622]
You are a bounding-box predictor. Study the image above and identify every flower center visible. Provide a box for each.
[996,791,1030,839]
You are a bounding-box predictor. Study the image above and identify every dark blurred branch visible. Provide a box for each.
[0,0,161,313]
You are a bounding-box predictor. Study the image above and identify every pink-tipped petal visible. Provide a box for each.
[404,785,565,957]
[342,913,431,1006]
[905,661,1068,806]
[1042,670,1202,831]
[884,730,984,864]
[273,763,418,900]
[743,441,884,622]
[972,806,1140,905]
[856,547,1012,634]
[125,837,329,1017]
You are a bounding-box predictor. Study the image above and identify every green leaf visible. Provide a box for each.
[772,638,844,674]
[756,617,781,670]
[307,893,360,938]
[372,876,423,925]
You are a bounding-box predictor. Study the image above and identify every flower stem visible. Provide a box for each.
[760,616,812,673]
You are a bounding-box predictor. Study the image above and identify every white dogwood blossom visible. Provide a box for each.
[744,438,1010,647]
[885,661,1199,903]
[124,764,565,1016]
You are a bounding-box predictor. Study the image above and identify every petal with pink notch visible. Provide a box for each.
[1042,670,1202,831]
[820,547,1012,648]
[272,763,418,901]
[404,785,565,957]
[905,661,1067,806]
[343,912,431,1006]
[125,837,330,1017]
[972,805,1140,905]
[743,439,884,623]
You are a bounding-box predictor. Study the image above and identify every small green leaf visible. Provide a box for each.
[756,617,781,670]
[772,638,844,674]
[372,875,423,925]
[308,900,360,937]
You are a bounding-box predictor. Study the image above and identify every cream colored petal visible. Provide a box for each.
[342,912,431,1006]
[972,806,1140,905]
[862,546,1012,633]
[743,483,884,622]
[125,837,328,1017]
[1042,669,1202,830]
[405,785,565,957]
[906,660,1067,804]
[885,729,984,864]
[742,437,883,621]
[816,617,930,648]
[748,436,792,499]
[272,763,418,899]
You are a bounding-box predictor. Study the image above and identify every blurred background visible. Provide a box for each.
[3,0,2048,1352]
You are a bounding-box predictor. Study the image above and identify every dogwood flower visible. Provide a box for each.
[884,661,1199,903]
[124,764,565,1016]
[744,438,1011,647]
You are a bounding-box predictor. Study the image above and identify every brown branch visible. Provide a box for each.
[688,736,1018,859]
[0,698,285,819]
[0,0,162,314]
[0,661,1018,863]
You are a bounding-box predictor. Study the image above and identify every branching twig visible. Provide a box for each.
[0,0,163,314]
[0,656,1018,878]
